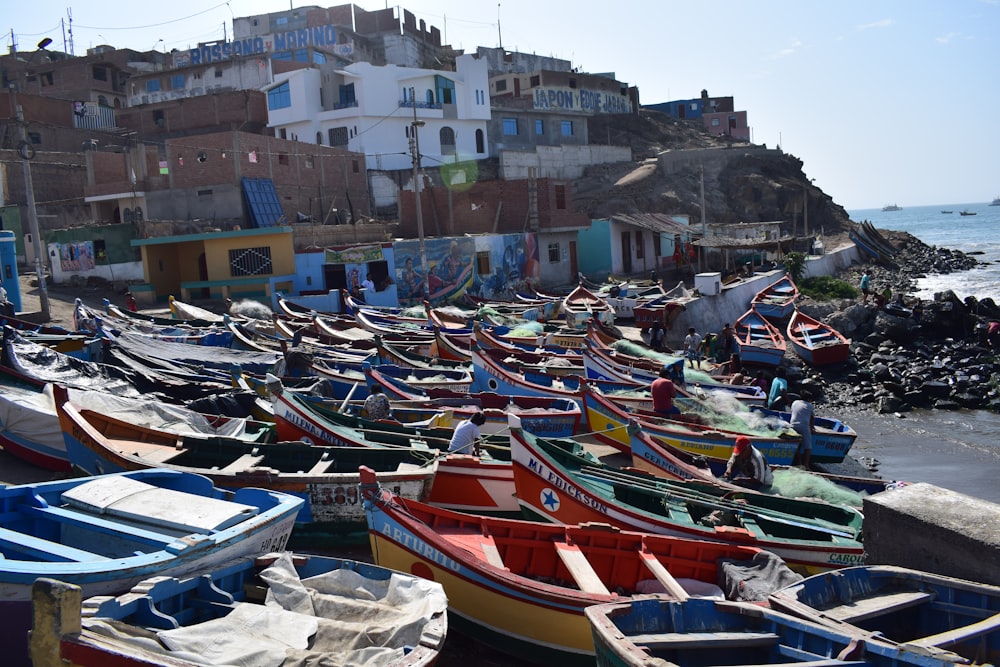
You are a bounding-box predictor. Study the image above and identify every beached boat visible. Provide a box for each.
[752,276,800,320]
[787,309,852,366]
[734,307,787,366]
[55,386,438,536]
[361,467,777,663]
[167,295,227,322]
[632,293,690,330]
[562,284,616,329]
[770,565,1000,665]
[509,426,865,574]
[0,469,302,666]
[29,552,448,667]
[586,596,962,667]
[580,383,801,463]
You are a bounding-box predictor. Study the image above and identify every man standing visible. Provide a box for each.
[789,398,815,468]
[683,327,703,369]
[449,412,487,454]
[859,272,871,304]
[651,366,680,416]
[724,436,773,489]
[768,367,789,410]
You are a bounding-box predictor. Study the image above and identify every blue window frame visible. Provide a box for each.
[502,118,518,136]
[561,120,574,136]
[535,119,544,135]
[170,74,185,90]
[145,79,160,92]
[268,82,291,110]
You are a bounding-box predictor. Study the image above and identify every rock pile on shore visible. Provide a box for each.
[784,232,1000,413]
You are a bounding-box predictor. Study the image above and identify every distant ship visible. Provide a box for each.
[941,210,953,214]
[960,210,977,216]
[990,196,1000,206]
[882,203,902,212]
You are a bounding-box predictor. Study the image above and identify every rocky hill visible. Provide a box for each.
[580,111,854,242]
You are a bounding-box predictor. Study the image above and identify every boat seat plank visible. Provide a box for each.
[480,536,506,570]
[0,526,105,562]
[135,445,186,465]
[17,504,175,546]
[905,611,1000,649]
[638,550,689,600]
[219,454,266,474]
[307,455,333,475]
[628,631,780,649]
[824,590,935,623]
[553,541,610,595]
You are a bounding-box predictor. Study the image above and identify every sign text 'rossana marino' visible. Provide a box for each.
[188,24,339,65]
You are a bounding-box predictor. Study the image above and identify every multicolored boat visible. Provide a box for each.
[361,467,765,663]
[509,426,865,574]
[734,307,787,366]
[751,275,799,319]
[786,309,852,366]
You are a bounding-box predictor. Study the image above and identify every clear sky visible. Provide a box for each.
[5,0,998,210]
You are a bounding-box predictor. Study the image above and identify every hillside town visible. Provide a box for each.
[0,3,845,314]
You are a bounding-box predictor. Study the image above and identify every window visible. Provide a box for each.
[548,243,560,263]
[278,128,287,139]
[530,75,540,87]
[313,51,326,64]
[277,152,289,165]
[39,72,53,86]
[476,251,491,276]
[27,131,41,144]
[272,51,292,62]
[230,246,273,277]
[560,120,574,136]
[569,78,577,89]
[352,159,360,173]
[711,118,721,127]
[316,131,323,145]
[495,79,507,92]
[555,184,566,209]
[294,49,308,62]
[440,127,456,155]
[92,66,108,81]
[635,230,645,259]
[171,74,185,90]
[197,189,213,196]
[268,82,291,110]
[475,129,485,153]
[337,83,356,108]
[502,118,518,135]
[153,109,165,127]
[305,156,314,169]
[214,68,224,78]
[535,119,544,135]
[328,126,348,147]
[145,79,161,92]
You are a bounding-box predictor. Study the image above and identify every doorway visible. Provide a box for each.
[620,231,632,275]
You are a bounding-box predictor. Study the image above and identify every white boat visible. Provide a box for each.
[882,203,902,212]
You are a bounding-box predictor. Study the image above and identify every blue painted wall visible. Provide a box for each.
[576,219,613,280]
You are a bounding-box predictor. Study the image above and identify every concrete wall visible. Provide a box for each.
[863,483,1000,586]
[662,241,860,345]
[500,144,632,180]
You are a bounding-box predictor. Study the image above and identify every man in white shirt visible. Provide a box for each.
[448,412,486,454]
[361,273,376,294]
[683,327,703,369]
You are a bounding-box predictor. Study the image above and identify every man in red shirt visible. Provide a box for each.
[651,366,680,416]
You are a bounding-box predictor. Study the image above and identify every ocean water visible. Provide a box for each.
[838,202,1000,505]
[848,202,1000,302]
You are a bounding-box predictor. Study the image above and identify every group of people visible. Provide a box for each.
[363,385,487,454]
[859,271,923,323]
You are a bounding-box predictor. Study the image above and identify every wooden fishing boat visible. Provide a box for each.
[0,380,274,472]
[748,404,858,463]
[30,552,448,667]
[769,565,1000,665]
[55,386,438,537]
[361,467,769,663]
[0,469,302,667]
[581,383,801,463]
[102,298,221,329]
[468,341,650,410]
[586,596,962,667]
[562,284,616,329]
[168,295,226,322]
[474,321,583,359]
[509,426,865,574]
[633,293,689,329]
[787,309,852,366]
[734,307,787,366]
[752,275,800,320]
[361,364,584,437]
[374,334,471,371]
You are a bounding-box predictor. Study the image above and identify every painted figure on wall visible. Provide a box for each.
[400,256,425,301]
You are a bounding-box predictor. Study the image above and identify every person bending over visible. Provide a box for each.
[724,436,773,489]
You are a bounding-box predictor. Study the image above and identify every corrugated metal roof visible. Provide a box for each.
[610,213,701,236]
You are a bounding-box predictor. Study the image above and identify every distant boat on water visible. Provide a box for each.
[960,210,977,216]
[991,195,1000,206]
[882,203,902,211]
[941,210,953,214]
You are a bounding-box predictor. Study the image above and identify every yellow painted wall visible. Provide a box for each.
[202,232,295,281]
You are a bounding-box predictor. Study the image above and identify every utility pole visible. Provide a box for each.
[409,87,428,296]
[14,98,50,319]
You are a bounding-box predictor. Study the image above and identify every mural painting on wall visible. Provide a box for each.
[60,242,96,272]
[470,233,540,301]
[395,237,476,306]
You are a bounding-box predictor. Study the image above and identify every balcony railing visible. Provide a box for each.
[399,100,442,110]
[333,100,358,110]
